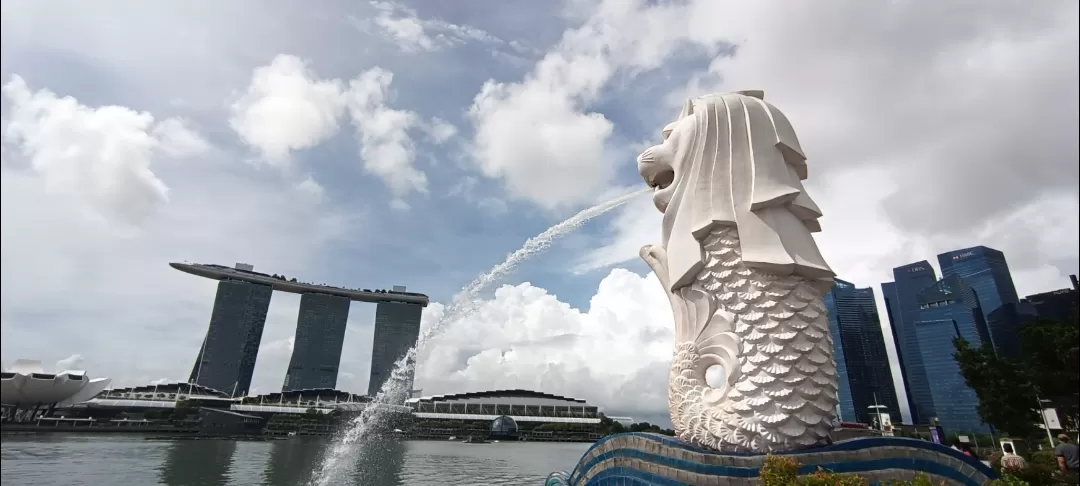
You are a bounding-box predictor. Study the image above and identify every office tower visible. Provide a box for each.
[937,246,1021,354]
[282,293,351,391]
[913,275,992,434]
[826,279,902,424]
[367,298,424,398]
[1025,285,1079,323]
[881,281,915,423]
[824,288,857,422]
[889,261,939,424]
[190,279,274,396]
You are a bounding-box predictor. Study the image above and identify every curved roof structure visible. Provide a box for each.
[170,263,429,306]
[1,359,111,407]
[408,389,589,405]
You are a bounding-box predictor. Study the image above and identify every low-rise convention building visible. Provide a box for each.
[404,389,603,442]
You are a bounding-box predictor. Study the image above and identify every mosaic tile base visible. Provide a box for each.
[545,433,998,486]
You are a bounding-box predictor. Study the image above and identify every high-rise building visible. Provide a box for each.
[824,288,857,423]
[1025,285,1079,324]
[880,281,914,423]
[889,261,939,424]
[282,293,352,391]
[826,279,901,425]
[173,263,430,398]
[190,279,274,396]
[937,246,1021,354]
[367,297,424,399]
[913,275,992,434]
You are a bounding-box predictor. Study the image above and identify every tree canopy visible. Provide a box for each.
[953,316,1079,439]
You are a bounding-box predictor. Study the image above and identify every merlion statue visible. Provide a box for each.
[637,90,838,452]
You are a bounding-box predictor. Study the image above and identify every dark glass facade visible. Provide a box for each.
[190,280,273,396]
[367,302,423,398]
[282,293,352,391]
[826,279,902,425]
[1025,287,1079,323]
[890,261,939,424]
[881,281,914,423]
[937,246,1021,355]
[824,288,857,422]
[913,275,991,434]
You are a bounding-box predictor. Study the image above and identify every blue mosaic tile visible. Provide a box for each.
[559,433,998,486]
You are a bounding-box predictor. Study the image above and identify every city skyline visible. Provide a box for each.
[2,0,1076,423]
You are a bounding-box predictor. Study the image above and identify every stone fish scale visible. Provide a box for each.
[669,226,838,452]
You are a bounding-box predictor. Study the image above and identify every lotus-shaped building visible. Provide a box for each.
[1,359,112,408]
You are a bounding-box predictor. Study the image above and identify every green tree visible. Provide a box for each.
[953,337,1039,437]
[953,316,1080,438]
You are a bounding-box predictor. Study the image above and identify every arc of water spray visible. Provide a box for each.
[311,188,649,485]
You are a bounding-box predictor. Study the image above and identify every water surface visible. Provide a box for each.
[0,434,588,485]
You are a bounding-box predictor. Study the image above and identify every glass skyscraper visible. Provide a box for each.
[887,261,939,424]
[824,287,857,422]
[937,246,1021,355]
[1025,285,1079,323]
[190,279,274,396]
[282,293,352,391]
[367,301,424,398]
[880,281,915,422]
[913,275,992,434]
[825,279,901,425]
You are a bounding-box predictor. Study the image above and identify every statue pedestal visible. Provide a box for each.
[546,433,998,485]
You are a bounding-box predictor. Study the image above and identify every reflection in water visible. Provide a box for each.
[262,437,328,486]
[352,436,405,485]
[158,440,237,486]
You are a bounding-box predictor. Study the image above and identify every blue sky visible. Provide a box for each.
[2,0,1077,425]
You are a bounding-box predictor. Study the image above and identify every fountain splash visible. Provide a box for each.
[310,188,649,485]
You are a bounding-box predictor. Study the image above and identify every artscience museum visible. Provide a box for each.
[0,359,112,419]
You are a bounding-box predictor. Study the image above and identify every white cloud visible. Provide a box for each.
[465,0,739,209]
[2,75,209,226]
[55,354,84,372]
[346,68,428,197]
[356,1,517,54]
[228,54,346,165]
[425,117,457,144]
[417,268,674,415]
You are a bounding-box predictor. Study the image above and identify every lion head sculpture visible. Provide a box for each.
[638,90,834,292]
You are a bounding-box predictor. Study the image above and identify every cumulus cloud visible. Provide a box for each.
[228,55,347,165]
[417,268,674,415]
[346,68,428,198]
[55,354,84,372]
[466,0,739,209]
[2,75,209,225]
[229,55,439,201]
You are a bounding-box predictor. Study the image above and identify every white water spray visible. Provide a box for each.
[311,188,649,485]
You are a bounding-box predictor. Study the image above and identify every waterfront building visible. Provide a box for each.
[405,389,602,442]
[172,263,429,398]
[913,275,992,434]
[1,359,111,413]
[880,282,914,421]
[368,291,424,398]
[937,246,1021,356]
[282,293,351,391]
[189,279,273,397]
[887,261,939,424]
[825,280,901,425]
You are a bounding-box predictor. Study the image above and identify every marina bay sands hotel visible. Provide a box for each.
[170,262,429,398]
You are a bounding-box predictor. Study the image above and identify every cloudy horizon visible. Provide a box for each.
[2,0,1077,426]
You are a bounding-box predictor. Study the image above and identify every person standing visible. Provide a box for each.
[1055,434,1079,475]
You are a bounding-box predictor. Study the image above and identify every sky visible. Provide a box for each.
[1,0,1077,426]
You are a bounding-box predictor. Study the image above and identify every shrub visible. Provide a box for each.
[759,455,958,486]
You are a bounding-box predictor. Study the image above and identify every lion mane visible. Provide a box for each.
[639,90,834,292]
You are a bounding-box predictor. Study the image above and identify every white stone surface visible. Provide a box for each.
[1,359,111,407]
[637,91,838,452]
